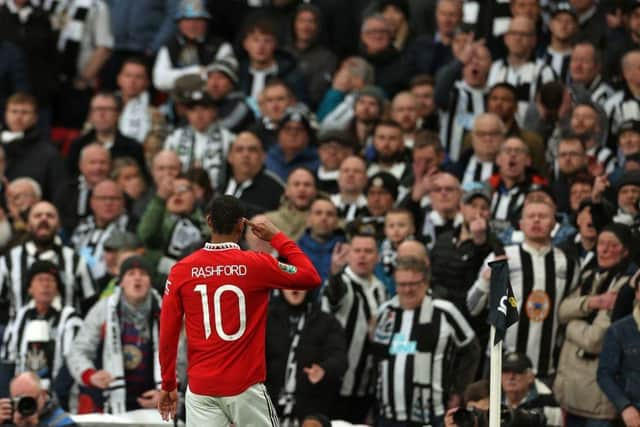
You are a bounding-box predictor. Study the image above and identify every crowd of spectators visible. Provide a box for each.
[2,0,640,426]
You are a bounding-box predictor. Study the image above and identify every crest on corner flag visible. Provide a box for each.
[487,259,519,345]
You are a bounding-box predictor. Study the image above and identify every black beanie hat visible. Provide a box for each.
[119,255,153,278]
[601,223,632,250]
[26,260,61,290]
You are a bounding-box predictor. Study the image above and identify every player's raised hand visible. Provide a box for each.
[246,217,280,241]
[158,389,179,421]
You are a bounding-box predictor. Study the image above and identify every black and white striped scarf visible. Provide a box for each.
[278,312,306,427]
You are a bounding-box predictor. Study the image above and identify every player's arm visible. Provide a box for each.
[159,268,184,392]
[248,218,321,289]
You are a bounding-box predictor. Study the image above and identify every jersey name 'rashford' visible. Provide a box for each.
[191,265,248,278]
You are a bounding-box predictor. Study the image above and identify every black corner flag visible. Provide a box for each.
[487,259,519,345]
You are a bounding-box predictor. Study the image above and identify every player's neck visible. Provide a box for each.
[210,233,239,244]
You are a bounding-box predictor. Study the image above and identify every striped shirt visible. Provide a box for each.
[604,86,640,136]
[330,194,368,223]
[461,155,498,186]
[540,48,571,83]
[0,300,82,388]
[467,242,578,376]
[322,266,387,397]
[586,76,614,107]
[586,145,617,175]
[372,295,475,424]
[488,59,557,124]
[439,80,486,162]
[0,239,95,320]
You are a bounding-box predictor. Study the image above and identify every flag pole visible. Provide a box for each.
[489,327,502,427]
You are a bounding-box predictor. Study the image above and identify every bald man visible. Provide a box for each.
[56,143,112,233]
[222,131,285,216]
[0,372,76,426]
[71,180,131,280]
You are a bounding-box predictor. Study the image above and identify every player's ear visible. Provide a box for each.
[206,214,214,230]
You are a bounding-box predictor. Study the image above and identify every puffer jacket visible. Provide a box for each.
[553,260,636,419]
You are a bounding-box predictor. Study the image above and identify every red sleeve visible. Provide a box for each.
[159,268,184,392]
[255,232,322,290]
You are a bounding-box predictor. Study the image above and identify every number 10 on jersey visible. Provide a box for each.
[194,284,247,341]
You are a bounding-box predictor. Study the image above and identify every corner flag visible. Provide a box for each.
[487,259,519,345]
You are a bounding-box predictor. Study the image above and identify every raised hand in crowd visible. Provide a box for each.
[330,242,350,274]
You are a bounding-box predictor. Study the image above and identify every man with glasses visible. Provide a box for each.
[417,172,464,250]
[457,113,504,186]
[71,179,131,281]
[551,134,588,214]
[372,256,479,427]
[487,16,557,124]
[489,137,547,234]
[138,175,208,278]
[67,92,146,177]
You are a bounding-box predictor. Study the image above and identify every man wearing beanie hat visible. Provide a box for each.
[152,0,235,92]
[1,260,83,399]
[316,129,357,194]
[205,57,256,133]
[67,254,171,414]
[612,172,640,226]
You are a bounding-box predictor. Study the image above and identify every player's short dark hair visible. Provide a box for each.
[209,195,246,234]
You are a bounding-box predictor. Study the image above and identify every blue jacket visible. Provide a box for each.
[105,0,178,53]
[597,309,640,414]
[265,144,319,181]
[297,230,345,283]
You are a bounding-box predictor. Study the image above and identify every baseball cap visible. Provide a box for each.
[462,182,491,204]
[175,0,211,20]
[502,352,533,373]
[317,129,357,150]
[550,2,578,20]
[172,74,206,104]
[365,171,399,200]
[26,260,62,289]
[104,230,142,252]
[119,255,153,278]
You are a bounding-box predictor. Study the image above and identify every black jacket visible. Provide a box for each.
[4,127,65,201]
[222,168,285,218]
[0,41,29,120]
[0,5,58,107]
[265,296,348,422]
[360,45,410,97]
[67,130,147,177]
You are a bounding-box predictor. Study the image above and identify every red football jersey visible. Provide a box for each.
[159,232,321,396]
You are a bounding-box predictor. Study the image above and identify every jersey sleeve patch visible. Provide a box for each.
[278,262,297,274]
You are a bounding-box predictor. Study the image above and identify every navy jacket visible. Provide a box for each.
[597,311,640,414]
[297,230,346,283]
